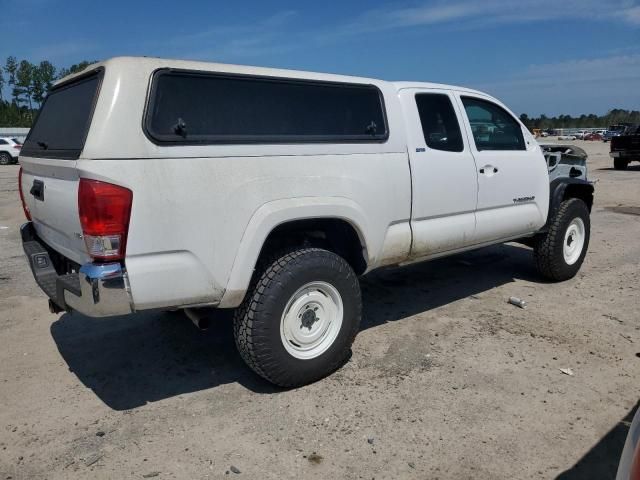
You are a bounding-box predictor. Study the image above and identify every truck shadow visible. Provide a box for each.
[555,401,638,480]
[596,165,640,172]
[50,243,540,410]
[50,308,278,410]
[360,242,539,330]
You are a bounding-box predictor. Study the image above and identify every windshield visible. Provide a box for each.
[21,70,102,159]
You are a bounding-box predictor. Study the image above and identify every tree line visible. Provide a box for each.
[0,57,95,127]
[519,109,640,131]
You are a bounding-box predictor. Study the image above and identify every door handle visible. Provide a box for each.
[479,166,499,174]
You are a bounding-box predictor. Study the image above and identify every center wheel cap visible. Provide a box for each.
[300,309,318,330]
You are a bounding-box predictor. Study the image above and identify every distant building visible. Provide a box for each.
[0,128,30,142]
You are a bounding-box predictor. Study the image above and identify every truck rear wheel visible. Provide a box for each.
[233,247,361,387]
[614,158,628,170]
[534,198,590,281]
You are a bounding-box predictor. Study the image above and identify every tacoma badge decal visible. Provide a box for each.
[513,196,535,203]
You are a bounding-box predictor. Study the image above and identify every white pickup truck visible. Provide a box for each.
[19,57,594,387]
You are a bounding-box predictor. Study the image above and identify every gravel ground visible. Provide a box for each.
[0,140,638,479]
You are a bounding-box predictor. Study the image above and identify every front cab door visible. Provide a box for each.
[455,93,549,243]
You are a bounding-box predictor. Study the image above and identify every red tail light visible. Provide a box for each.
[78,178,132,261]
[18,167,31,221]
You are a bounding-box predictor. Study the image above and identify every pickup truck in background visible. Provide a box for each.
[18,57,595,387]
[610,125,640,170]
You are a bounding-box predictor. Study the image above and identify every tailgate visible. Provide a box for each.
[18,68,104,265]
[20,158,88,265]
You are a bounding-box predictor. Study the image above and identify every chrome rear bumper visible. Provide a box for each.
[21,222,133,317]
[63,263,133,316]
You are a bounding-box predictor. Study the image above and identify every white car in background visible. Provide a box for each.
[558,134,577,140]
[0,137,22,165]
[574,130,590,140]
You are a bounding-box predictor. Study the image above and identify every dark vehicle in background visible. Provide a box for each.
[610,125,640,170]
[604,124,633,143]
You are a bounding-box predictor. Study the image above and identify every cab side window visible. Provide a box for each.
[461,97,525,151]
[415,93,463,152]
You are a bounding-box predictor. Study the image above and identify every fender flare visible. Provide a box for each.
[542,178,594,232]
[218,196,370,308]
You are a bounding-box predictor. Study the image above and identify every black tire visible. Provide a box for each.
[534,198,590,281]
[0,152,11,166]
[233,247,361,387]
[614,158,628,170]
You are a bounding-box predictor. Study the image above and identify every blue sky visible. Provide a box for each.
[1,0,639,116]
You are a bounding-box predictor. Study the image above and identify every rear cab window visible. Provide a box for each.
[415,93,464,152]
[21,69,103,160]
[144,69,389,144]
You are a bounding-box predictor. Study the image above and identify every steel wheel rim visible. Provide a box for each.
[280,281,343,360]
[563,217,585,265]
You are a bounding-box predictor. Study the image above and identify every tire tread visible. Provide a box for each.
[233,247,360,387]
[534,198,590,281]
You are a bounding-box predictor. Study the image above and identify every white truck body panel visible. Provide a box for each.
[19,57,550,312]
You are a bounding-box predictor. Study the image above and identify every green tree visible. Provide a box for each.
[38,61,56,92]
[15,60,35,110]
[0,66,4,101]
[32,61,56,107]
[57,60,96,79]
[538,114,549,129]
[5,56,18,104]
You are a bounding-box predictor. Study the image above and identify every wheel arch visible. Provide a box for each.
[541,178,594,232]
[219,197,371,308]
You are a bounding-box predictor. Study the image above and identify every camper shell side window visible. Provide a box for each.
[144,69,389,145]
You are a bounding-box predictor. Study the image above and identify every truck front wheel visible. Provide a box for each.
[233,247,361,387]
[534,198,590,281]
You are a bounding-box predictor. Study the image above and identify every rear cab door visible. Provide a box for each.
[399,87,479,258]
[19,69,104,265]
[454,92,549,243]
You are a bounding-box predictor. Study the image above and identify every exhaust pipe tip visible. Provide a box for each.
[184,308,212,330]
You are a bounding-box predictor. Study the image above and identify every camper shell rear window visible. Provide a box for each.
[21,69,103,160]
[144,69,389,145]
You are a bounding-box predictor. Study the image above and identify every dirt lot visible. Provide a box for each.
[0,140,639,479]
